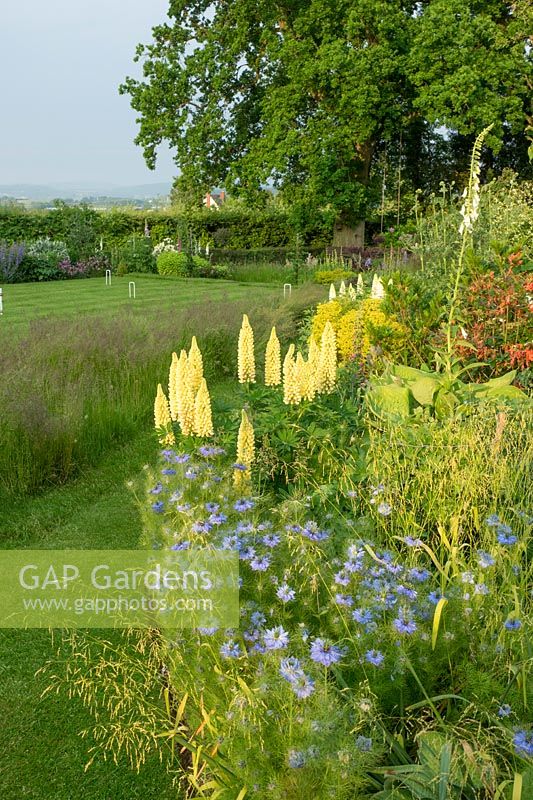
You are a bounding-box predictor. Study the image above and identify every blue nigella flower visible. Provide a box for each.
[209,513,227,526]
[250,611,266,627]
[504,618,521,631]
[170,541,190,551]
[365,649,385,666]
[352,608,374,625]
[279,656,303,683]
[151,501,164,513]
[161,449,175,461]
[232,462,248,471]
[498,704,511,718]
[497,530,518,546]
[377,502,392,516]
[184,468,198,480]
[335,593,354,607]
[263,533,281,548]
[485,514,500,527]
[428,591,445,605]
[150,483,164,495]
[174,453,190,464]
[310,638,343,667]
[291,673,315,699]
[409,568,430,583]
[477,550,495,568]
[277,584,296,603]
[220,640,241,659]
[513,729,533,758]
[161,468,176,476]
[393,615,417,635]
[205,502,220,513]
[403,536,422,547]
[263,626,289,650]
[234,498,255,512]
[355,736,373,752]
[288,749,306,768]
[250,555,271,572]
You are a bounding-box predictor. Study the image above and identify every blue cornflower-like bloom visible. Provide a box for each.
[192,521,213,534]
[393,615,417,634]
[220,640,241,659]
[403,536,422,547]
[209,513,227,526]
[176,503,191,513]
[310,638,343,667]
[352,608,374,625]
[474,583,490,595]
[498,704,512,718]
[169,491,182,504]
[279,656,303,682]
[504,618,522,631]
[232,462,248,471]
[170,541,190,551]
[150,483,164,495]
[161,449,175,461]
[221,535,242,550]
[300,520,329,541]
[477,550,495,568]
[513,729,533,758]
[198,445,225,457]
[277,584,296,602]
[239,546,256,562]
[497,530,518,546]
[409,568,430,583]
[250,555,271,571]
[355,736,373,752]
[250,611,266,627]
[184,469,198,480]
[263,626,289,650]
[234,498,255,512]
[236,521,254,534]
[334,569,351,586]
[161,468,176,476]
[485,514,500,527]
[205,502,220,513]
[365,649,385,666]
[197,626,218,635]
[428,591,445,605]
[461,571,475,584]
[262,533,281,548]
[377,502,392,516]
[288,749,306,768]
[291,673,315,699]
[151,501,164,513]
[257,521,273,531]
[174,453,190,463]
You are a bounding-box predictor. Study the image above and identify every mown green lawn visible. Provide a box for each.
[1,273,278,335]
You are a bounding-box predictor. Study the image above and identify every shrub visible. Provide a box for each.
[24,238,70,281]
[156,251,191,277]
[313,268,353,285]
[117,235,156,273]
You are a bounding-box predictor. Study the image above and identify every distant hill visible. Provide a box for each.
[0,181,172,200]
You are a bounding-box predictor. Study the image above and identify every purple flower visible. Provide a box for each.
[377,502,392,516]
[205,502,220,513]
[428,591,445,605]
[393,615,417,635]
[409,568,431,582]
[335,593,354,607]
[356,736,372,752]
[279,656,303,682]
[151,501,164,513]
[277,584,296,603]
[170,541,190,551]
[497,531,518,546]
[396,585,417,601]
[150,483,164,495]
[192,521,212,534]
[174,453,190,464]
[498,704,511,718]
[485,514,500,527]
[310,638,343,667]
[184,468,198,480]
[233,462,248,471]
[365,649,385,666]
[263,626,289,650]
[352,608,374,625]
[209,513,227,526]
[288,749,306,768]
[161,468,176,476]
[263,533,281,548]
[403,536,422,547]
[291,673,315,699]
[161,449,175,461]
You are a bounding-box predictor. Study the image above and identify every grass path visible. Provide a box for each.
[0,433,181,800]
[1,273,278,335]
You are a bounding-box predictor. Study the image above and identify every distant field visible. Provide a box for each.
[0,274,279,335]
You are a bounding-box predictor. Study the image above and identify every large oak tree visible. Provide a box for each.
[121,1,532,245]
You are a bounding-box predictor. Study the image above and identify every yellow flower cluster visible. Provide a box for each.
[156,337,214,440]
[154,384,175,445]
[238,314,256,383]
[265,327,281,386]
[281,326,336,405]
[234,409,255,487]
[311,297,406,364]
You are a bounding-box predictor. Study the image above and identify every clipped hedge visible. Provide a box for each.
[0,207,334,251]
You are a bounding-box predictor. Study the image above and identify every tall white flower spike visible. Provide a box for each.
[339,280,346,297]
[329,283,337,301]
[356,274,364,296]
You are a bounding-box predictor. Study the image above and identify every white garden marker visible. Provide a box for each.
[283,283,292,298]
[105,269,112,286]
[128,281,136,299]
[0,287,3,315]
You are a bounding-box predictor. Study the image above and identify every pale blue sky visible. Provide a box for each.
[0,0,176,185]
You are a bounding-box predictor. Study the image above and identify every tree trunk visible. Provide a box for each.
[332,140,374,249]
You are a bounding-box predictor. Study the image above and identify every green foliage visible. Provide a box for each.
[120,1,531,225]
[156,250,191,277]
[366,364,530,421]
[24,237,70,281]
[116,235,156,273]
[313,268,354,285]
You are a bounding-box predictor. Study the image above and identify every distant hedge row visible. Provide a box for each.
[0,206,335,250]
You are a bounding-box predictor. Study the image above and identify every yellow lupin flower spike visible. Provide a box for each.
[305,338,320,401]
[168,352,179,421]
[193,378,214,437]
[296,351,308,397]
[265,326,281,386]
[234,409,255,487]
[317,320,337,394]
[154,383,175,445]
[188,336,204,395]
[238,314,256,383]
[283,345,301,405]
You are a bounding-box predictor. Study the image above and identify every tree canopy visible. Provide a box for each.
[121,1,532,243]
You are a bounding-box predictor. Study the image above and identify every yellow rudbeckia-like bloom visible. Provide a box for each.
[316,320,337,394]
[234,409,255,487]
[238,314,256,383]
[283,344,301,405]
[193,378,214,437]
[265,326,281,386]
[154,383,175,445]
[188,336,204,395]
